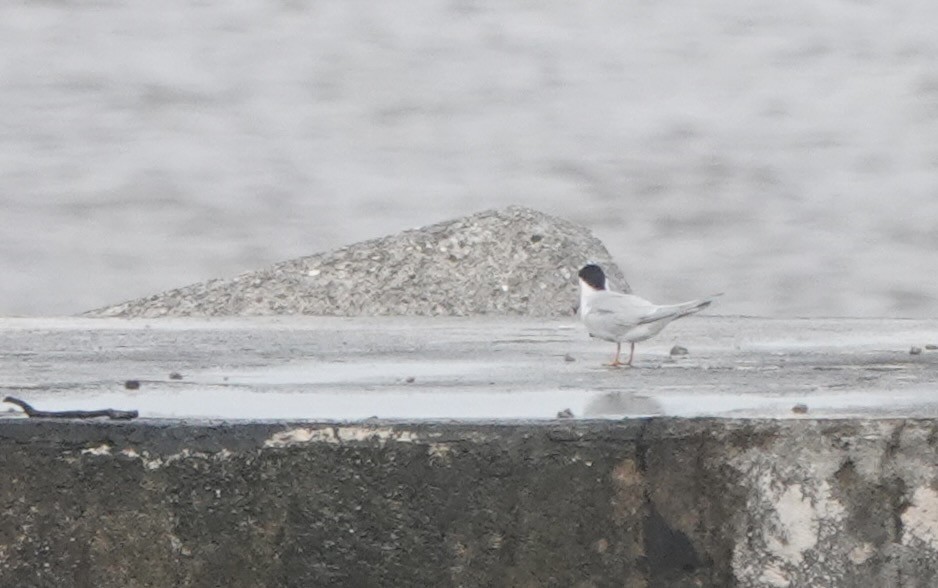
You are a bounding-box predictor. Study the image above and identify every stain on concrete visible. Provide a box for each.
[264,426,423,447]
[832,458,905,552]
[644,505,701,587]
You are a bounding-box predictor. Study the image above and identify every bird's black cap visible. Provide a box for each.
[578,264,606,290]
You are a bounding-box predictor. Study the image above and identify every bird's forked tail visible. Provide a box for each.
[676,293,723,316]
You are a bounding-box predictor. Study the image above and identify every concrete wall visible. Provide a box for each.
[2,418,938,587]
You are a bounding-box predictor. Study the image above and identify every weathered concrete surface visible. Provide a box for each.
[3,419,938,587]
[83,206,627,318]
[2,316,937,419]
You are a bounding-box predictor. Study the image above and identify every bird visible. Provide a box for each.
[577,264,721,367]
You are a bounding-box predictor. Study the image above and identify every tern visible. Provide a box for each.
[578,264,721,367]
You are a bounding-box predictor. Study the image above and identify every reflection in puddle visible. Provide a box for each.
[583,393,663,417]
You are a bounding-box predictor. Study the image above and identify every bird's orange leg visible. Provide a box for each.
[608,342,624,367]
[626,342,635,366]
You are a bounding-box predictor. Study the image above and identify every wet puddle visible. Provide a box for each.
[4,386,932,421]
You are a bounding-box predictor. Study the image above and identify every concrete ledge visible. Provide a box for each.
[2,418,938,587]
[3,316,937,419]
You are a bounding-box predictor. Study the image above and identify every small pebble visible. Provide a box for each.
[670,345,689,356]
[169,372,183,380]
[910,346,923,355]
[557,408,574,419]
[563,354,576,362]
[405,376,416,383]
[926,344,937,350]
[792,403,809,414]
[124,380,141,390]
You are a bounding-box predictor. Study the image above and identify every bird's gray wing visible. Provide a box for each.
[588,292,657,328]
[636,305,684,325]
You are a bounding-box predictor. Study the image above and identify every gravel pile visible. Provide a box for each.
[84,206,627,317]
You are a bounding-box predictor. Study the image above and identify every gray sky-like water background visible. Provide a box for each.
[2,0,937,317]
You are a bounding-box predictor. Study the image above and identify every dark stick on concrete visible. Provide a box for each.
[3,396,138,420]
